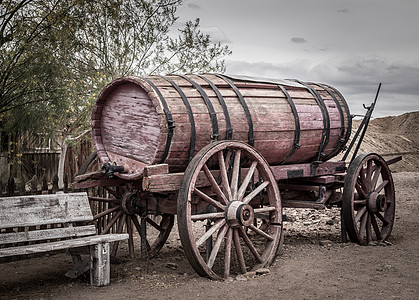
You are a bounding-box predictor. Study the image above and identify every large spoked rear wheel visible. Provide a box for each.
[343,153,395,245]
[76,152,174,258]
[177,141,283,280]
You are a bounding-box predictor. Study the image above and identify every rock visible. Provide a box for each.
[236,274,248,281]
[166,262,179,270]
[319,240,333,247]
[303,221,311,226]
[325,217,335,225]
[256,268,270,275]
[245,271,256,278]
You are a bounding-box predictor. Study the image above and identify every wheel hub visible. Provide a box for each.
[121,192,139,215]
[367,192,387,213]
[225,201,254,228]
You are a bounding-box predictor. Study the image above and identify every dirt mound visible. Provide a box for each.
[336,111,419,172]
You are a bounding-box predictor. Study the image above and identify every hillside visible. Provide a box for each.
[337,111,419,172]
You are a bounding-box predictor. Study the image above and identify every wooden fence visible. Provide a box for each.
[0,140,93,197]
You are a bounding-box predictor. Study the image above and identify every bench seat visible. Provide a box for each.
[0,192,128,286]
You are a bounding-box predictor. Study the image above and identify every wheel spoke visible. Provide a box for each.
[239,227,263,263]
[104,187,119,198]
[242,181,270,204]
[371,165,382,191]
[233,229,246,274]
[230,149,242,200]
[112,214,126,257]
[202,164,228,205]
[218,151,232,201]
[196,219,226,248]
[355,206,367,224]
[355,182,367,199]
[359,211,368,240]
[366,160,373,191]
[131,215,151,253]
[249,224,274,241]
[144,217,162,232]
[93,205,120,221]
[102,210,123,234]
[359,167,368,191]
[191,211,225,221]
[193,187,226,211]
[366,213,372,243]
[237,161,258,201]
[207,225,229,269]
[371,214,383,240]
[224,228,233,278]
[88,196,118,203]
[375,212,389,226]
[353,200,367,205]
[375,180,388,193]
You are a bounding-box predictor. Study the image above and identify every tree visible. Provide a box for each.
[0,0,231,188]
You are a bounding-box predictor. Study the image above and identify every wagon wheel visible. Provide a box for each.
[342,153,395,245]
[178,141,283,279]
[77,152,174,258]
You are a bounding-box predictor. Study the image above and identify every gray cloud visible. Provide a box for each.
[225,56,419,117]
[337,9,349,14]
[291,37,307,44]
[200,26,231,44]
[186,2,201,9]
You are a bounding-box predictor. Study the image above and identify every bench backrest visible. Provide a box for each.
[0,192,96,246]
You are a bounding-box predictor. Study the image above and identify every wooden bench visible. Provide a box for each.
[0,192,128,286]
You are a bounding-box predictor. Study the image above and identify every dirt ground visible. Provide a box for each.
[1,171,418,300]
[1,112,419,299]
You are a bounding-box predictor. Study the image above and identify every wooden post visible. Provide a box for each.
[90,242,111,286]
[30,175,38,195]
[6,177,15,196]
[42,175,48,194]
[52,174,59,193]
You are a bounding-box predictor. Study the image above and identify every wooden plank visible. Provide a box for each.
[143,161,346,193]
[0,192,92,229]
[282,200,325,210]
[0,233,129,258]
[0,225,97,245]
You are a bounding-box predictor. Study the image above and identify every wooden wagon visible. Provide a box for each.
[73,74,400,279]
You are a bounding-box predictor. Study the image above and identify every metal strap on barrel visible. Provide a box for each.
[160,76,196,161]
[277,85,300,164]
[215,74,254,146]
[290,79,330,161]
[178,75,219,141]
[311,82,345,159]
[198,74,233,140]
[141,77,175,163]
[323,84,352,147]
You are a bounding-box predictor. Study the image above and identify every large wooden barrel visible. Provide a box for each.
[92,74,351,179]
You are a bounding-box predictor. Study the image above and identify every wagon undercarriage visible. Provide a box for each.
[74,142,400,279]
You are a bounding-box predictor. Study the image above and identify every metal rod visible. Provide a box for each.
[341,83,382,163]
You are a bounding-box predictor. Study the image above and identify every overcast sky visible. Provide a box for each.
[176,0,419,118]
